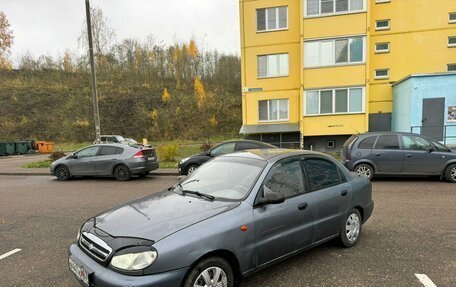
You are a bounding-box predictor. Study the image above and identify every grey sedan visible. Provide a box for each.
[51,144,159,181]
[68,149,374,287]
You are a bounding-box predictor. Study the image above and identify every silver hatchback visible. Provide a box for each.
[50,144,159,181]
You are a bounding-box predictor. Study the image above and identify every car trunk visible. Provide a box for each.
[341,135,358,162]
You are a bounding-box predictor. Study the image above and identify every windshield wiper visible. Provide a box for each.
[175,183,215,201]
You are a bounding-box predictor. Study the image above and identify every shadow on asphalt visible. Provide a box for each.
[371,176,443,183]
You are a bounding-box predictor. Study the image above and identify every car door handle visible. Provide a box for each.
[298,203,308,211]
[341,190,348,196]
[406,154,412,158]
[375,153,381,156]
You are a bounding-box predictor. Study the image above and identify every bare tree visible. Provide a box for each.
[78,6,115,55]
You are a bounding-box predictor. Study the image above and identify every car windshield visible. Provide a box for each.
[177,157,266,201]
[116,136,126,142]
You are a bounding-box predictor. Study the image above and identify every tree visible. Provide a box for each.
[194,76,206,110]
[162,88,170,103]
[78,7,115,56]
[0,11,14,69]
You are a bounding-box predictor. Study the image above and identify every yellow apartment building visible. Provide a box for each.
[239,0,456,150]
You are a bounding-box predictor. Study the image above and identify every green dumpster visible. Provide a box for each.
[4,142,15,155]
[26,140,36,154]
[15,141,28,154]
[0,142,6,156]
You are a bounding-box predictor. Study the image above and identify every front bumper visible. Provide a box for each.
[68,243,188,287]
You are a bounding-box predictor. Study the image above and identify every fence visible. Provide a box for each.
[410,125,456,146]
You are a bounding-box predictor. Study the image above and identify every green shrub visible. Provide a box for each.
[48,151,66,161]
[158,145,179,162]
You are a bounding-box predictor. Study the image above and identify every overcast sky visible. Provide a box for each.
[1,0,241,61]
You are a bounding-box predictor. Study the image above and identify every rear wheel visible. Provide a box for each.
[444,164,456,183]
[183,257,234,287]
[114,165,131,181]
[55,165,70,181]
[355,163,374,180]
[339,208,362,248]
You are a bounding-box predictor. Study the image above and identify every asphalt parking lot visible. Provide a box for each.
[0,175,455,287]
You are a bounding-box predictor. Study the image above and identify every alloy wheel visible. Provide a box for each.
[187,166,197,175]
[56,166,69,180]
[451,167,456,181]
[345,213,361,243]
[193,267,228,287]
[357,165,372,178]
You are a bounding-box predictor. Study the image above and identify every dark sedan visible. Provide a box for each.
[178,140,277,175]
[51,144,159,181]
[68,149,374,287]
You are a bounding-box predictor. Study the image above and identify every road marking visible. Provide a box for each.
[0,249,21,261]
[415,274,438,287]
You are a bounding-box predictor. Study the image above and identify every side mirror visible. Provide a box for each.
[258,187,285,205]
[69,154,77,159]
[427,146,436,153]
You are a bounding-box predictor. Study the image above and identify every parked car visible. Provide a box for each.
[68,149,374,287]
[124,138,153,148]
[96,135,127,144]
[178,140,277,175]
[51,144,159,181]
[341,132,456,182]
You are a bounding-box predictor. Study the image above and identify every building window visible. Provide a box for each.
[304,36,365,68]
[258,53,289,78]
[375,68,390,79]
[448,36,456,47]
[305,87,364,115]
[448,64,456,71]
[375,19,391,30]
[305,0,364,17]
[257,6,288,32]
[375,42,390,53]
[449,12,456,24]
[259,99,289,121]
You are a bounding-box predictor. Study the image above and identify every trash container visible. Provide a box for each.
[36,141,47,153]
[15,141,28,154]
[4,142,16,155]
[45,142,55,153]
[0,142,6,156]
[26,140,36,154]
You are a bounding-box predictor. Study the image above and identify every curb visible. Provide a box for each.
[0,170,180,177]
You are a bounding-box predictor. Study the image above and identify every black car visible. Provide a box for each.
[341,132,456,182]
[178,140,277,175]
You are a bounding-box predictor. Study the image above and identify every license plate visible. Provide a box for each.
[148,156,155,161]
[69,257,90,286]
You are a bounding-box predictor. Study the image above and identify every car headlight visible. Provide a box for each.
[111,251,158,271]
[180,157,190,164]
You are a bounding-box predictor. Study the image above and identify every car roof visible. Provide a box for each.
[92,143,134,148]
[221,148,330,163]
[215,139,277,147]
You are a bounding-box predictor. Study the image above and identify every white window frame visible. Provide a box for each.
[448,36,456,48]
[304,0,366,18]
[304,87,365,116]
[259,99,290,122]
[304,36,366,68]
[375,69,390,80]
[257,6,289,33]
[375,19,391,31]
[449,12,456,24]
[258,53,289,78]
[375,0,390,3]
[375,42,390,53]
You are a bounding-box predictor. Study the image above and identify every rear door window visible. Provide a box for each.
[303,158,342,191]
[358,136,377,149]
[374,135,400,150]
[100,146,119,156]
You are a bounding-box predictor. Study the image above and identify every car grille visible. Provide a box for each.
[79,232,112,262]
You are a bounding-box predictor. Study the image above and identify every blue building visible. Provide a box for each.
[392,72,456,145]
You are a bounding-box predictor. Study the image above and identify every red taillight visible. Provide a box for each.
[132,151,144,158]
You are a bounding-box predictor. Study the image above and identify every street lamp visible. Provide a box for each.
[85,0,101,143]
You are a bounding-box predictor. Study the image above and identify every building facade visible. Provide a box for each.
[239,0,456,150]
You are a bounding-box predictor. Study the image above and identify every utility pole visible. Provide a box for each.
[85,0,101,143]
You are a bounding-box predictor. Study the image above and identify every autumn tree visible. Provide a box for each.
[78,7,115,56]
[162,87,170,103]
[0,11,14,69]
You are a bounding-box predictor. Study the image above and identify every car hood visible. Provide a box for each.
[93,190,240,242]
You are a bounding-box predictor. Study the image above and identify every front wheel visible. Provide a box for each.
[183,257,234,287]
[444,164,456,183]
[339,208,362,248]
[114,165,131,181]
[186,164,199,175]
[55,165,70,181]
[355,163,374,180]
